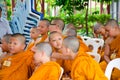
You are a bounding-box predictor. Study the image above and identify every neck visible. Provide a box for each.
[42,57,50,64]
[115,29,120,37]
[41,33,47,36]
[57,45,65,52]
[33,38,37,41]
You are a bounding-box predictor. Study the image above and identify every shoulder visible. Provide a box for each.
[105,37,113,45]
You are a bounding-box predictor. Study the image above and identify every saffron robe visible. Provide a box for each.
[100,34,120,80]
[0,51,34,80]
[77,35,90,52]
[29,61,61,80]
[71,51,108,80]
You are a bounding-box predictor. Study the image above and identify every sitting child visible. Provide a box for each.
[0,34,11,60]
[0,33,34,80]
[63,36,107,80]
[29,42,61,80]
[25,27,40,51]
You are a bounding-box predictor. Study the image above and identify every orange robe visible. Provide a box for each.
[37,33,48,43]
[77,35,90,52]
[25,40,35,51]
[63,59,73,77]
[71,51,107,80]
[100,34,120,80]
[52,49,64,67]
[29,61,61,80]
[0,51,34,80]
[62,35,90,78]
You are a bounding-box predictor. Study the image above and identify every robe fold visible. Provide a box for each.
[100,34,120,80]
[29,61,61,80]
[77,36,90,52]
[37,33,48,43]
[0,51,34,80]
[71,51,108,80]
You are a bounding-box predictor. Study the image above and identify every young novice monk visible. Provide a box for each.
[36,19,50,43]
[48,24,62,33]
[25,27,40,51]
[0,33,34,80]
[100,19,120,80]
[49,31,75,79]
[93,22,107,40]
[63,36,108,80]
[49,31,64,66]
[0,34,11,60]
[51,18,65,32]
[29,42,61,80]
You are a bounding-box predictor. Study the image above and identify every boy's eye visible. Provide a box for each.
[58,38,62,40]
[52,40,56,42]
[9,42,12,44]
[14,43,17,45]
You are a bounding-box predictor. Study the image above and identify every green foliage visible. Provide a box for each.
[4,0,12,20]
[7,10,11,20]
[55,0,89,16]
[88,14,110,24]
[5,0,11,6]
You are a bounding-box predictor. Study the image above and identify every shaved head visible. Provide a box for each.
[65,28,77,37]
[51,18,65,31]
[105,19,119,28]
[49,31,62,41]
[94,22,103,33]
[35,42,52,57]
[63,36,80,53]
[2,34,12,43]
[11,33,26,45]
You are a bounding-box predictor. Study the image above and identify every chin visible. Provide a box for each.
[56,47,62,49]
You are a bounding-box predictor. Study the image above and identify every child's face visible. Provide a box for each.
[37,21,48,35]
[105,26,116,37]
[30,28,39,39]
[32,47,42,65]
[8,37,25,54]
[1,38,8,52]
[49,33,63,50]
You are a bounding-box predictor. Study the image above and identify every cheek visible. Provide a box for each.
[59,40,63,45]
[52,42,57,47]
[34,54,40,61]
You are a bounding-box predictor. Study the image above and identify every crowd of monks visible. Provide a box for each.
[0,18,120,80]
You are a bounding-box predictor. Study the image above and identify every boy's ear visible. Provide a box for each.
[66,48,70,53]
[66,48,72,55]
[22,44,26,50]
[41,51,45,57]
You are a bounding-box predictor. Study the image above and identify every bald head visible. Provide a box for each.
[65,28,77,37]
[35,42,52,57]
[94,22,103,33]
[49,31,62,41]
[51,18,65,31]
[105,19,119,28]
[63,36,80,53]
[2,34,12,43]
[11,33,26,45]
[66,23,75,29]
[38,19,50,27]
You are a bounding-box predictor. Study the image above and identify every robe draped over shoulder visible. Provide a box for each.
[0,51,34,80]
[71,51,107,80]
[29,61,61,80]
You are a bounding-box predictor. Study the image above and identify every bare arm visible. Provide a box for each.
[104,43,110,63]
[51,52,74,60]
